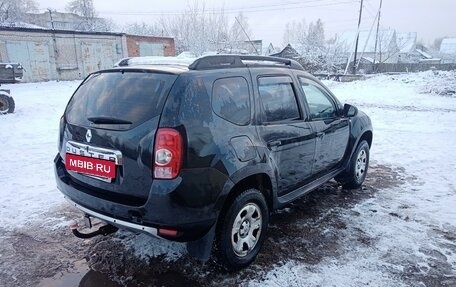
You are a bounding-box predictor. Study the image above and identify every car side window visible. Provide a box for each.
[258,76,300,123]
[212,77,250,125]
[299,78,336,120]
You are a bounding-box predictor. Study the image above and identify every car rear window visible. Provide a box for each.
[66,71,177,129]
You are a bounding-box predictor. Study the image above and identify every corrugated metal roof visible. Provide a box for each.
[396,32,417,53]
[440,38,456,54]
[416,49,432,59]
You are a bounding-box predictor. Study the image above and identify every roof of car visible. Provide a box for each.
[111,55,305,74]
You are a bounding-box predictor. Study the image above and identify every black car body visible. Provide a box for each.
[55,55,372,269]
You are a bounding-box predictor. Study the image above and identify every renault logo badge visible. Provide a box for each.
[86,129,92,143]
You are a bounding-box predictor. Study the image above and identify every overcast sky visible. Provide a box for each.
[36,0,455,47]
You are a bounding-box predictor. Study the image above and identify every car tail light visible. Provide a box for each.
[153,128,182,179]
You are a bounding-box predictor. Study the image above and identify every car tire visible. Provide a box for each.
[0,93,15,114]
[217,189,269,270]
[339,140,370,189]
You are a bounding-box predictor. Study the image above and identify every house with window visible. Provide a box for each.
[396,32,440,63]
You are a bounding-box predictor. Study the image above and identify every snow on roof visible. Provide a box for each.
[440,38,456,54]
[287,43,304,53]
[263,43,276,56]
[271,43,301,58]
[120,56,196,67]
[396,32,417,53]
[336,30,396,53]
[416,49,432,59]
[361,56,374,63]
[0,21,45,29]
[177,51,198,58]
[419,58,441,63]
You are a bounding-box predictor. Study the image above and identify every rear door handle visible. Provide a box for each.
[317,132,325,139]
[268,140,281,147]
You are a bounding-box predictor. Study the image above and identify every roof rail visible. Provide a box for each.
[188,55,304,71]
[114,56,196,67]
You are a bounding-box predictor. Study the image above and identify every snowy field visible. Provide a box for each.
[0,71,455,286]
[252,72,456,286]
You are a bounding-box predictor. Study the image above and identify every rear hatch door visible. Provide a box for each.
[62,70,178,204]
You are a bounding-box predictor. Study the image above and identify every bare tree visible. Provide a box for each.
[374,31,401,64]
[324,36,349,74]
[120,1,252,56]
[65,0,112,31]
[432,37,445,51]
[123,22,163,36]
[159,1,231,56]
[228,12,252,51]
[302,19,326,72]
[307,19,325,48]
[0,0,37,23]
[66,0,96,20]
[283,18,326,72]
[282,19,307,46]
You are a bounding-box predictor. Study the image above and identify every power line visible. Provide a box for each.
[364,0,387,29]
[219,0,332,12]
[36,0,357,15]
[362,3,377,18]
[365,0,379,13]
[64,0,360,16]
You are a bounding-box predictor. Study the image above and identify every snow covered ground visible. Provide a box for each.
[251,71,456,286]
[0,81,78,230]
[0,71,455,286]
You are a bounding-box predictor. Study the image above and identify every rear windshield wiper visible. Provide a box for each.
[87,116,132,125]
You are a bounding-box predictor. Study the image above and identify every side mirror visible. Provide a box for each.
[343,103,358,117]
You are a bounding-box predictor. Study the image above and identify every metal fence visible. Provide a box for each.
[356,63,456,74]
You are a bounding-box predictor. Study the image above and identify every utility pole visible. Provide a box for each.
[352,0,364,74]
[373,0,383,66]
[48,8,55,30]
[48,8,59,81]
[235,16,260,55]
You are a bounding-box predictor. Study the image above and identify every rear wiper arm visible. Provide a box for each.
[87,116,132,125]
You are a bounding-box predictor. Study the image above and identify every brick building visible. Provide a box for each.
[126,35,175,57]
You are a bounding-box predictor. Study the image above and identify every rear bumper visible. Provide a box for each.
[65,196,161,238]
[55,154,228,242]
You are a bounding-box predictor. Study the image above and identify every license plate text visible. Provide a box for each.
[66,154,116,178]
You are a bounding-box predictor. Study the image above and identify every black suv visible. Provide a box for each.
[55,55,372,269]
